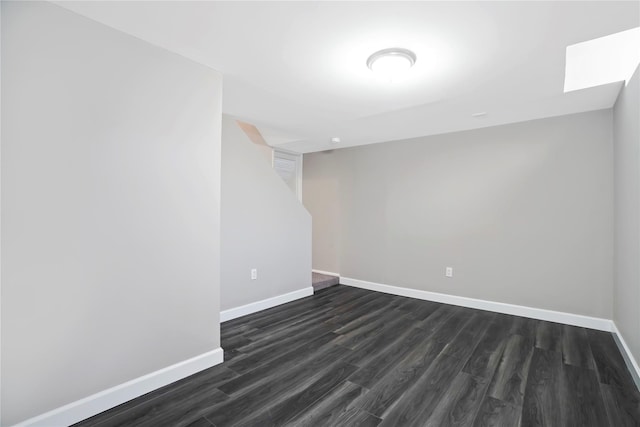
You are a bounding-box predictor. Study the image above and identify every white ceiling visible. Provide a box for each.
[57,1,639,153]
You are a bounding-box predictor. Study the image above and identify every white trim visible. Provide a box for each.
[220,287,313,322]
[341,277,613,332]
[312,269,340,278]
[270,146,300,156]
[12,348,224,427]
[298,152,303,203]
[611,322,640,390]
[272,148,302,202]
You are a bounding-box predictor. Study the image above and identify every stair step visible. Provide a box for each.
[312,272,339,292]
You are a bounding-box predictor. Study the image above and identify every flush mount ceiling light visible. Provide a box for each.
[367,48,417,81]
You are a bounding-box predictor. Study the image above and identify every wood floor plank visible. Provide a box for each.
[206,356,353,426]
[286,381,380,427]
[559,364,609,427]
[331,290,385,312]
[354,338,447,418]
[220,323,258,342]
[397,299,441,321]
[236,307,337,352]
[244,300,334,329]
[417,304,457,334]
[377,353,464,426]
[588,329,638,392]
[348,326,432,389]
[430,307,476,344]
[335,309,408,350]
[521,348,562,427]
[463,318,511,379]
[326,294,395,327]
[340,316,416,369]
[424,371,488,427]
[393,297,422,312]
[510,316,538,341]
[235,363,358,426]
[226,321,335,374]
[222,334,253,350]
[488,334,534,407]
[184,418,214,427]
[443,312,494,362]
[244,295,340,333]
[334,299,402,336]
[223,347,243,361]
[601,383,640,427]
[218,333,344,395]
[561,324,594,370]
[534,321,562,353]
[472,396,522,427]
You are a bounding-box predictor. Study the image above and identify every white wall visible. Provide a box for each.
[221,115,311,312]
[613,66,640,368]
[304,110,613,319]
[1,2,222,425]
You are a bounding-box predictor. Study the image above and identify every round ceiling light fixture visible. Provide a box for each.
[366,47,417,81]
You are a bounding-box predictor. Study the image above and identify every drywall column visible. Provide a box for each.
[1,2,222,425]
[221,115,312,314]
[613,67,640,370]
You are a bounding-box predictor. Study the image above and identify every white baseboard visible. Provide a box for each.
[220,287,314,322]
[611,322,640,390]
[13,348,224,427]
[312,269,340,278]
[341,277,613,332]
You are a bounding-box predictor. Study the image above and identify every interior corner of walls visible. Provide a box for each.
[611,322,640,391]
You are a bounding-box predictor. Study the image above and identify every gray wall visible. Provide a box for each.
[613,66,640,368]
[221,115,311,311]
[1,3,222,425]
[304,110,613,319]
[303,152,342,274]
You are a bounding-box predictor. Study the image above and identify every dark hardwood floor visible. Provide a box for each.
[75,285,640,427]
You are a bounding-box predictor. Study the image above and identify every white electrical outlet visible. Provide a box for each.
[251,268,257,280]
[445,267,453,278]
